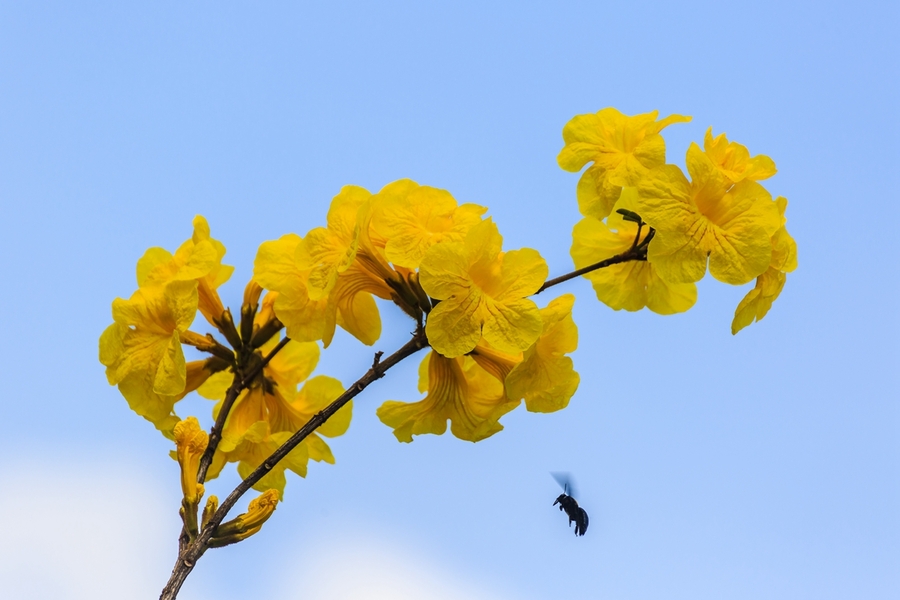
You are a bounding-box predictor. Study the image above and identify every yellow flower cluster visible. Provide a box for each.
[99,106,798,525]
[99,217,352,499]
[99,216,234,434]
[560,109,797,330]
[377,294,579,442]
[252,180,581,443]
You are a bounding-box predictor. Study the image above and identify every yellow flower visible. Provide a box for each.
[731,196,797,334]
[301,185,397,345]
[210,489,279,547]
[253,234,335,345]
[419,218,548,358]
[377,312,577,443]
[200,335,350,497]
[173,417,208,504]
[769,196,799,273]
[505,294,580,413]
[99,216,231,433]
[354,181,410,285]
[370,180,486,269]
[730,268,786,334]
[704,128,777,185]
[100,281,199,432]
[300,185,371,300]
[558,108,691,219]
[138,216,234,324]
[255,188,394,346]
[570,189,697,314]
[467,340,522,392]
[635,144,782,285]
[376,350,517,443]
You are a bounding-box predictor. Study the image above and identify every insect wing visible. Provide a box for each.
[550,472,578,499]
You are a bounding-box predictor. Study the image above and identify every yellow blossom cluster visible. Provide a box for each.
[253,180,581,442]
[99,106,797,551]
[99,217,352,499]
[560,108,797,330]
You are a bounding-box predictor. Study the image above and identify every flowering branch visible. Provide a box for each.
[196,334,290,483]
[94,108,797,600]
[160,326,430,600]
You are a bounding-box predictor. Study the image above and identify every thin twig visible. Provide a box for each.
[535,245,647,295]
[632,221,643,250]
[196,336,291,483]
[160,328,429,600]
[241,336,291,388]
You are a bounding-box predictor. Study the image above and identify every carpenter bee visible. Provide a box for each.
[551,472,589,536]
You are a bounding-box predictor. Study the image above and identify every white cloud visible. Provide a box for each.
[0,458,514,600]
[273,533,513,600]
[0,458,189,600]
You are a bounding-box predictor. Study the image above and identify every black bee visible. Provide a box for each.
[551,472,589,536]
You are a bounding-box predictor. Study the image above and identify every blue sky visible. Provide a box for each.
[1,2,897,599]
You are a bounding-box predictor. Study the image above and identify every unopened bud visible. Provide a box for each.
[208,489,279,547]
[407,272,433,314]
[173,417,209,505]
[213,308,243,350]
[201,495,219,530]
[615,208,643,224]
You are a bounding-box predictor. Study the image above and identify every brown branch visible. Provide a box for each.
[196,335,291,484]
[535,245,647,295]
[160,328,429,600]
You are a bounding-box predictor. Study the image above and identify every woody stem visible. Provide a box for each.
[535,245,648,294]
[196,335,289,484]
[160,327,430,600]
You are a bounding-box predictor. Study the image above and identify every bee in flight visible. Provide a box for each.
[551,472,589,536]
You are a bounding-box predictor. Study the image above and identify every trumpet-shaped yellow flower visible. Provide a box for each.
[138,216,234,324]
[558,108,691,219]
[635,144,782,285]
[419,218,548,358]
[100,281,198,432]
[301,186,371,300]
[173,417,208,504]
[467,341,522,394]
[731,196,797,334]
[256,205,393,346]
[704,128,777,185]
[100,216,231,433]
[200,335,350,497]
[254,234,335,345]
[371,180,486,269]
[505,294,581,413]
[329,261,389,345]
[570,190,697,314]
[354,181,410,285]
[376,350,518,443]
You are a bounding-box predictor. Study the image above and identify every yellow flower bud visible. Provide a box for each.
[201,495,219,530]
[209,490,279,547]
[173,417,208,504]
